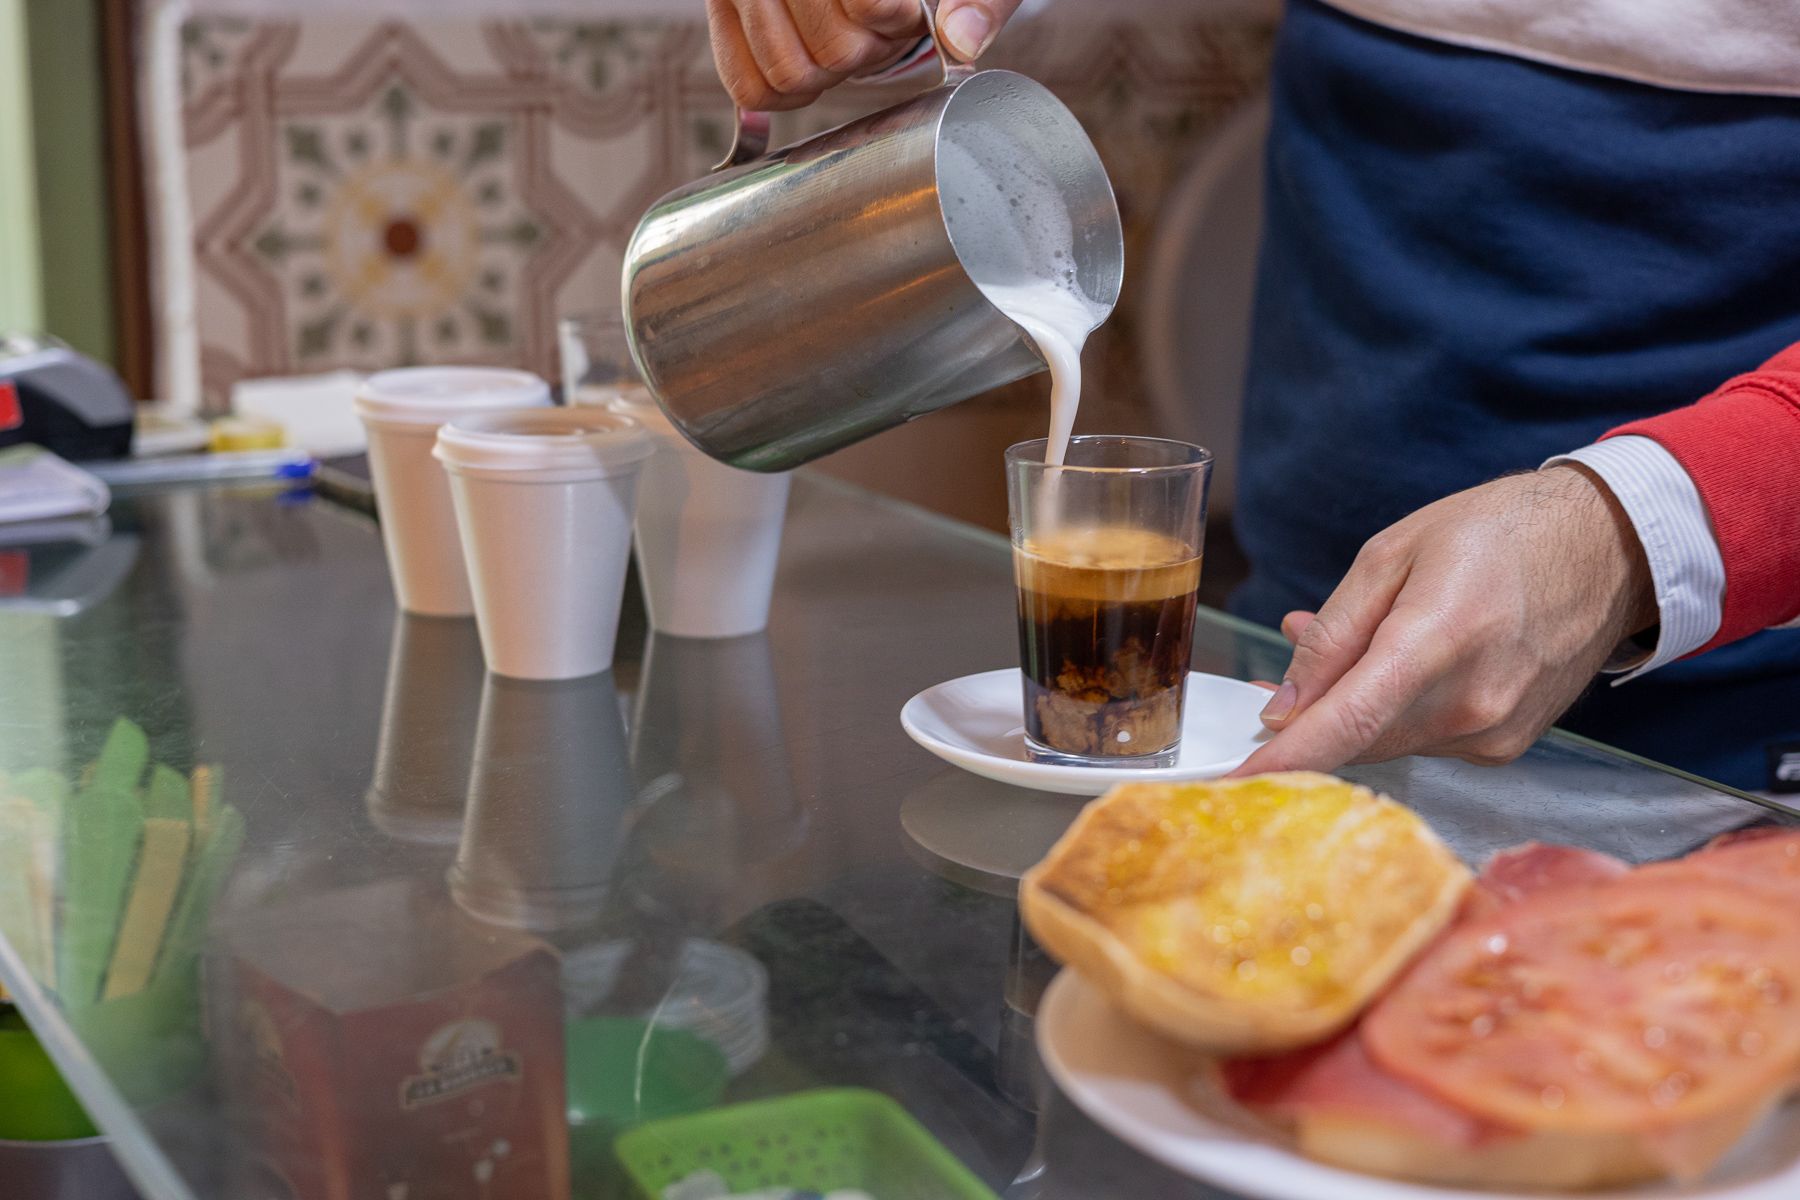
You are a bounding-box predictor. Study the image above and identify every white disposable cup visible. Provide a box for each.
[613,391,791,638]
[355,367,551,615]
[434,408,652,680]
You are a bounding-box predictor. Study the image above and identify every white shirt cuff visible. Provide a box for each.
[1544,436,1725,683]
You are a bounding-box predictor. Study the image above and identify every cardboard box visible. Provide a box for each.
[216,880,569,1200]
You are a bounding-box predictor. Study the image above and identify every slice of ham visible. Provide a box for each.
[1640,827,1800,899]
[1694,826,1800,873]
[1476,842,1629,901]
[1220,842,1629,1145]
[1461,843,1629,920]
[1218,1026,1512,1148]
[1702,824,1798,851]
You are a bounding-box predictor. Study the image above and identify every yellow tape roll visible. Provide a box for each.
[208,417,285,452]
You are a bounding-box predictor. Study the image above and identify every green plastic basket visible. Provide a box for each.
[614,1088,999,1200]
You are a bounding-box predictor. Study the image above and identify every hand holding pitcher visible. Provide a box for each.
[703,0,1028,110]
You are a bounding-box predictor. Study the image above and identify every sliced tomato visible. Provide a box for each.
[1363,876,1800,1133]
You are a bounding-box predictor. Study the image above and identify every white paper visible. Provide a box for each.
[0,446,111,525]
[232,370,368,458]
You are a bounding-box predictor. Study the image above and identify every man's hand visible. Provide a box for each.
[705,0,1022,111]
[1230,465,1659,775]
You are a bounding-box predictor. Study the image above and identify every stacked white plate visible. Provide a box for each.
[562,937,770,1076]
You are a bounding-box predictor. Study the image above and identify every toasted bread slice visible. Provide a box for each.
[1020,772,1470,1054]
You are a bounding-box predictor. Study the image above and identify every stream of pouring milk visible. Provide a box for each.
[937,127,1108,477]
[976,283,1093,469]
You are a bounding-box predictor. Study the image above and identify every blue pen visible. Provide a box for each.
[85,450,317,487]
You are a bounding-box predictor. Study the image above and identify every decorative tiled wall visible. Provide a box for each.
[175,9,1277,418]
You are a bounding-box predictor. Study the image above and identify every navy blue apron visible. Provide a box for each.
[1231,0,1800,791]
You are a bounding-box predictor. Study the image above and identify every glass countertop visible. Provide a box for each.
[0,475,1791,1200]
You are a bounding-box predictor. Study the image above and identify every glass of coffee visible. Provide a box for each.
[1006,436,1212,768]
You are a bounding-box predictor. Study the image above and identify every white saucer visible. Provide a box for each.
[900,668,1271,796]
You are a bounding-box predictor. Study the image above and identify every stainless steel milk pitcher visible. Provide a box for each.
[621,0,1122,471]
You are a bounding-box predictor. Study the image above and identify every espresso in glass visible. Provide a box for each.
[1005,435,1212,768]
[1016,526,1201,763]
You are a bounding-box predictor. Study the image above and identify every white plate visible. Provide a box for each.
[899,668,1270,796]
[1037,969,1800,1200]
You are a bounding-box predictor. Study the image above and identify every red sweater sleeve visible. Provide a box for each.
[1603,343,1800,653]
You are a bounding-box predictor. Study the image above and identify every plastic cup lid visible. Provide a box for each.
[355,366,551,427]
[434,407,653,476]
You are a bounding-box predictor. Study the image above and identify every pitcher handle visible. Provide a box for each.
[715,109,773,170]
[714,0,974,170]
[920,0,980,86]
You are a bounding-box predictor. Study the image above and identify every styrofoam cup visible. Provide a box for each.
[355,367,551,615]
[613,391,791,638]
[435,408,652,680]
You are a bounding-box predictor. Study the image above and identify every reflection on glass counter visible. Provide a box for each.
[0,719,243,1115]
[214,879,568,1200]
[450,671,634,934]
[366,614,487,847]
[630,632,807,887]
[0,514,136,619]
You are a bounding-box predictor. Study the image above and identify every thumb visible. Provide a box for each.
[1258,549,1408,732]
[937,0,1024,61]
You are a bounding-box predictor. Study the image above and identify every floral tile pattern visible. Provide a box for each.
[176,11,1276,417]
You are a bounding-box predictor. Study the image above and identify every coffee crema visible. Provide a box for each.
[1014,526,1202,761]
